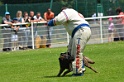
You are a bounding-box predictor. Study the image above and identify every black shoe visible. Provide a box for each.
[3,48,11,51]
[7,48,11,51]
[3,48,8,51]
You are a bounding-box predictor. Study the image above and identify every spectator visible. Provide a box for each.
[28,11,44,36]
[15,10,25,49]
[33,12,46,49]
[16,10,25,23]
[27,11,38,48]
[108,18,115,42]
[44,8,54,22]
[44,8,55,48]
[23,11,30,29]
[11,18,20,51]
[28,11,35,22]
[34,12,45,22]
[116,7,124,40]
[1,11,13,51]
[23,12,30,49]
[23,12,29,23]
[116,7,124,24]
[92,13,96,24]
[28,11,37,36]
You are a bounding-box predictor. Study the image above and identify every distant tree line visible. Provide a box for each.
[0,0,124,4]
[0,0,55,4]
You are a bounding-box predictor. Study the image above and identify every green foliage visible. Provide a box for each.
[120,0,124,3]
[0,0,59,4]
[60,0,74,8]
[0,0,50,4]
[0,41,124,82]
[0,1,3,6]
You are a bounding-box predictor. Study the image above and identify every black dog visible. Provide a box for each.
[57,52,74,77]
[57,52,98,77]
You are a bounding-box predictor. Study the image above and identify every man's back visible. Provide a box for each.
[54,8,89,35]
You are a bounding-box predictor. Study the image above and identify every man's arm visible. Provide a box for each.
[3,18,13,25]
[48,11,68,26]
[44,12,48,21]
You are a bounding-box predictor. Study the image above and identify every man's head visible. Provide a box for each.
[116,7,122,14]
[13,18,18,23]
[30,11,34,17]
[47,8,51,14]
[36,12,41,18]
[5,12,10,19]
[23,12,28,17]
[16,10,22,18]
[61,7,67,11]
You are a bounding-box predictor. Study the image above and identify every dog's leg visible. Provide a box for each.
[62,70,71,76]
[57,68,65,77]
[84,62,98,73]
[62,63,72,76]
[86,65,98,73]
[84,56,95,64]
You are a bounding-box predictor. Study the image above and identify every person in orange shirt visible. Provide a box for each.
[44,8,55,47]
[116,7,124,24]
[116,7,124,40]
[44,8,54,21]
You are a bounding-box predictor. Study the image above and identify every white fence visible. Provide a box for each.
[0,15,124,51]
[87,15,124,44]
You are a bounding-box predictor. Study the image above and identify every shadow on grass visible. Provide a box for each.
[43,73,96,78]
[44,74,72,78]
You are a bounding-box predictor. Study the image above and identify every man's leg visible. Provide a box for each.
[71,27,91,76]
[71,38,85,76]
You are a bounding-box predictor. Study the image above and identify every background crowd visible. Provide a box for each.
[1,6,124,52]
[1,8,55,51]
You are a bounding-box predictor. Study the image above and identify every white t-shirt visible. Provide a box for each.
[33,16,43,20]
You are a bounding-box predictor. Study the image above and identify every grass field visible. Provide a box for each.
[0,41,124,82]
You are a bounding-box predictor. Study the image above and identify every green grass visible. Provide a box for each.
[0,41,124,82]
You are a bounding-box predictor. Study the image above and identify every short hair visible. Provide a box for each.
[61,7,67,10]
[116,7,122,13]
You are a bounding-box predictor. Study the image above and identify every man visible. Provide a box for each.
[34,12,44,22]
[44,8,54,48]
[48,8,91,76]
[116,7,124,40]
[28,11,35,22]
[44,8,54,22]
[1,12,13,51]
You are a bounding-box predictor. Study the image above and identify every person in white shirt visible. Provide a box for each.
[34,12,44,22]
[48,7,91,76]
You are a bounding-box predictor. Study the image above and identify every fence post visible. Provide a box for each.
[75,0,78,11]
[100,17,103,43]
[50,0,53,9]
[5,4,8,12]
[31,22,35,49]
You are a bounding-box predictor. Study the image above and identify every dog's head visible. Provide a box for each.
[59,52,74,62]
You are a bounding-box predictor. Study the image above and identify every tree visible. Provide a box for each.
[0,0,52,4]
[0,1,3,6]
[59,0,74,8]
